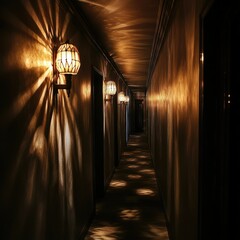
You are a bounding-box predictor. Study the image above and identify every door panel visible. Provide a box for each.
[199,2,240,239]
[92,68,104,199]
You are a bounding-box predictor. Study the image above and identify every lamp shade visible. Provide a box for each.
[118,91,125,103]
[106,81,117,95]
[56,43,80,75]
[124,96,129,103]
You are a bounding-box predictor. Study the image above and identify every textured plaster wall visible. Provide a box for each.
[0,0,125,239]
[147,0,202,239]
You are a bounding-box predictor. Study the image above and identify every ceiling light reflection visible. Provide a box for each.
[77,0,106,9]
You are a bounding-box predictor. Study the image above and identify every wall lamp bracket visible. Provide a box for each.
[53,74,72,97]
[105,94,114,102]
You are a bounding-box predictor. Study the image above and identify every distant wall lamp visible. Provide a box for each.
[54,42,81,97]
[105,80,117,101]
[124,96,130,104]
[118,92,130,105]
[118,91,126,104]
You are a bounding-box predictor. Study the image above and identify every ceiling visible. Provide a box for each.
[69,0,161,94]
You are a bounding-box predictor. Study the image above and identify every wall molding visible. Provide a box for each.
[147,0,176,88]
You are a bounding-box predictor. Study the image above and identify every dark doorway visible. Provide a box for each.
[113,93,119,167]
[199,2,240,240]
[92,68,104,199]
[229,7,240,239]
[135,99,144,132]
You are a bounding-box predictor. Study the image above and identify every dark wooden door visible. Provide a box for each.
[135,99,144,132]
[199,2,240,239]
[92,68,104,199]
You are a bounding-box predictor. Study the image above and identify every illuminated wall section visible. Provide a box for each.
[0,0,125,239]
[147,0,204,239]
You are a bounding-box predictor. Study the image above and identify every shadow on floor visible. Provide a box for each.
[84,134,169,240]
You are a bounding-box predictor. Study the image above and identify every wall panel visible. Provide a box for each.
[147,0,204,239]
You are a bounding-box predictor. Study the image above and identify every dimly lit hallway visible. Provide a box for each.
[84,134,169,240]
[1,1,239,239]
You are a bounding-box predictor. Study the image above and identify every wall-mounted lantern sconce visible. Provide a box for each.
[54,42,81,97]
[105,80,117,101]
[118,91,126,104]
[124,95,130,104]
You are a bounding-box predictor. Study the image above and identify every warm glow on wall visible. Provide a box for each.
[81,82,91,101]
[200,52,204,62]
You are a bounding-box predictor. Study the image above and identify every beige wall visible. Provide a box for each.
[0,0,126,239]
[147,0,204,239]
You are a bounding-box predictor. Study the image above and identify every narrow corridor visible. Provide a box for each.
[84,134,169,240]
